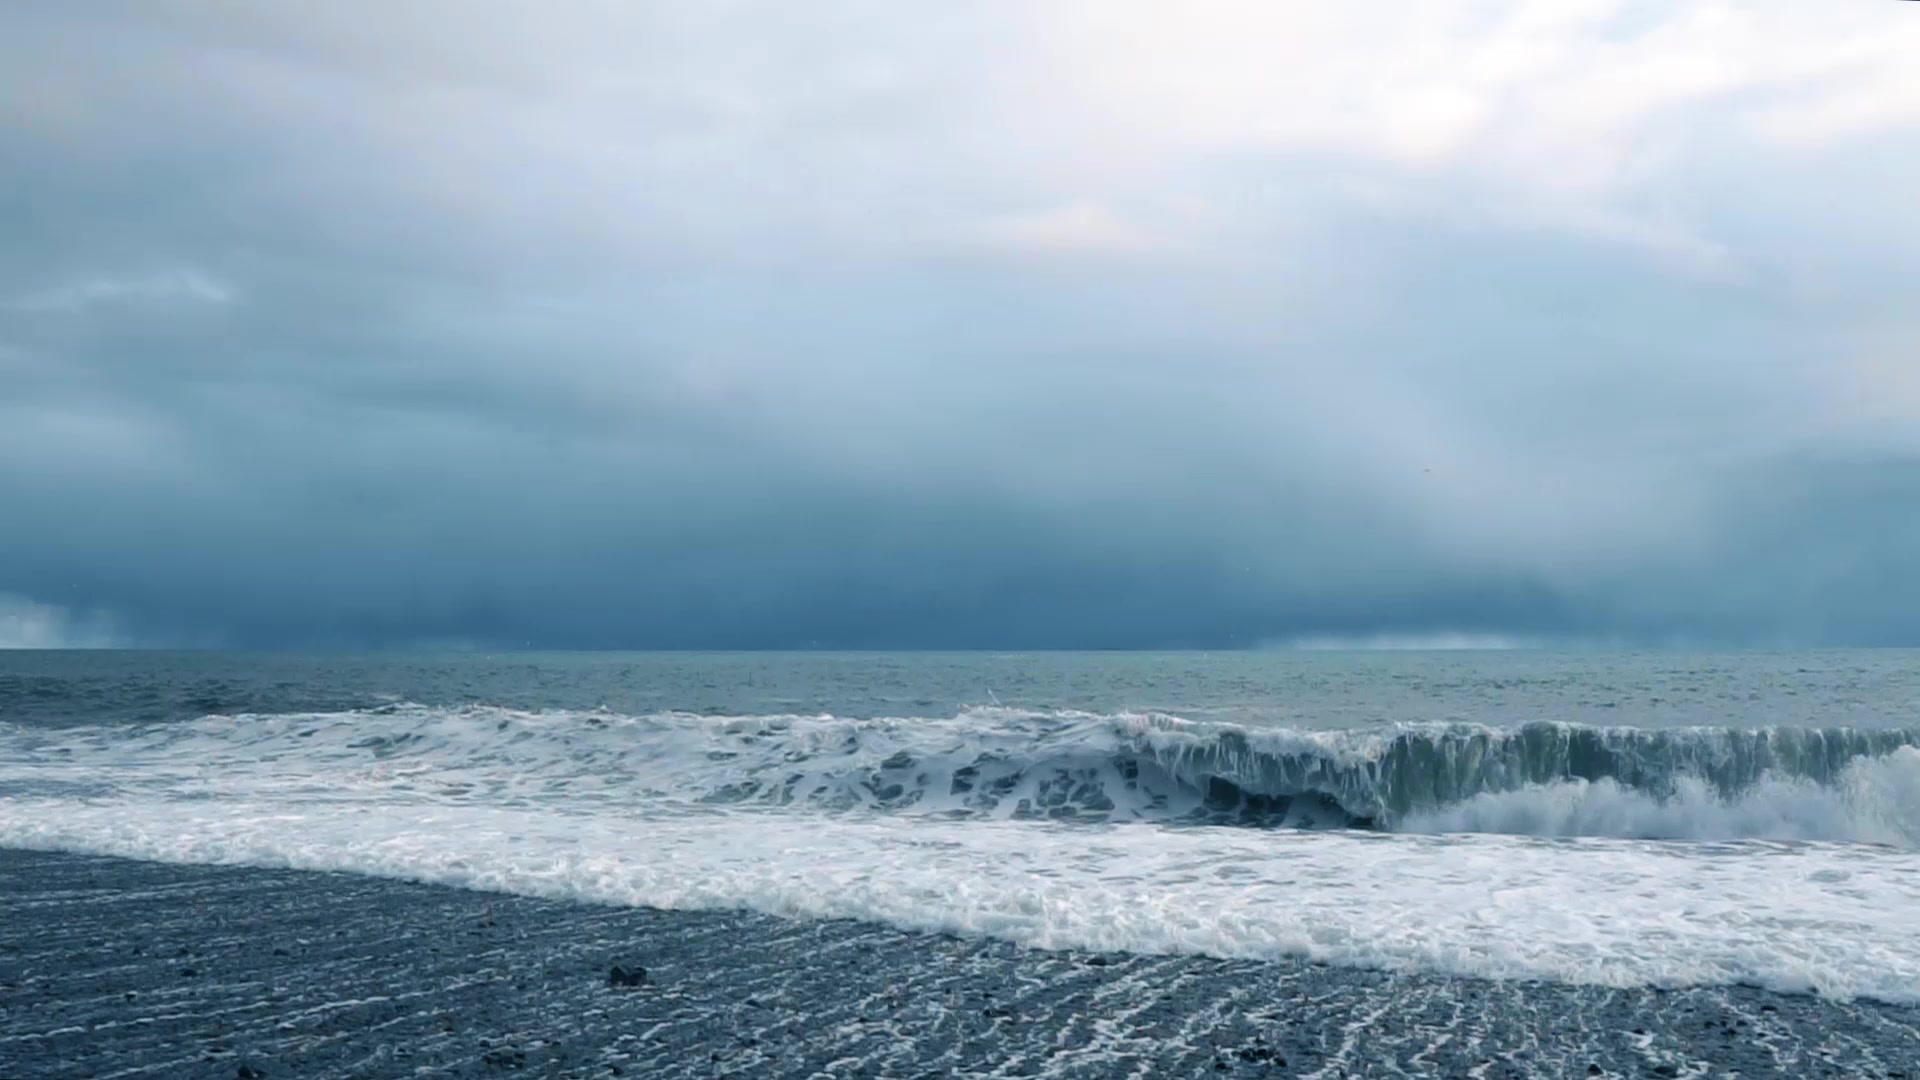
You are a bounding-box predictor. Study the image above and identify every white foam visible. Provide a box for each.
[7,706,1920,1002]
[3,796,1918,1003]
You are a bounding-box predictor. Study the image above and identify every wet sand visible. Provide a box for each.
[2,849,1916,1079]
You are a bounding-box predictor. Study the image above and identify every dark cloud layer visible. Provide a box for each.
[4,2,1920,648]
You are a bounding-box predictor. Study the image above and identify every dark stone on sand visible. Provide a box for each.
[482,1046,528,1068]
[608,963,648,988]
[1083,954,1110,967]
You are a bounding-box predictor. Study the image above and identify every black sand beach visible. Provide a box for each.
[2,849,1916,1079]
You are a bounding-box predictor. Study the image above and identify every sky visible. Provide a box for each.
[3,1,1919,649]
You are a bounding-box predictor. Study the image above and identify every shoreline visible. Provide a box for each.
[3,849,1917,1079]
[3,849,1920,1076]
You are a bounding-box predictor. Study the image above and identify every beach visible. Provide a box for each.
[4,849,1916,1079]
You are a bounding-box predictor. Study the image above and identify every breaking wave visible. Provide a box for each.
[9,703,1920,1001]
[8,705,1919,844]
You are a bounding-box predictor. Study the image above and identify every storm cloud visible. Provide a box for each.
[3,1,1919,648]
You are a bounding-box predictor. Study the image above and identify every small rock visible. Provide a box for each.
[1588,1067,1602,1077]
[180,967,199,978]
[237,1066,266,1080]
[481,1047,526,1069]
[607,964,648,989]
[1084,955,1110,967]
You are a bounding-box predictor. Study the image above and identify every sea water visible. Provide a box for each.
[3,650,1918,1003]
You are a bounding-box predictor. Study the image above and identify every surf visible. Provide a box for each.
[7,704,1920,1002]
[6,704,1920,844]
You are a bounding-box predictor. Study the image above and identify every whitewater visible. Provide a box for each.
[6,683,1920,1005]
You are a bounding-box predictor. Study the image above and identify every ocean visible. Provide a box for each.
[3,650,1920,1077]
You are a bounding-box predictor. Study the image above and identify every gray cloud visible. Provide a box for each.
[3,2,1919,648]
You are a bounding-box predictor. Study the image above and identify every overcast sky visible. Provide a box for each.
[4,1,1919,649]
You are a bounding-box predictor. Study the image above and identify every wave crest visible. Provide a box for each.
[8,704,1919,843]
